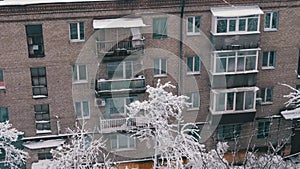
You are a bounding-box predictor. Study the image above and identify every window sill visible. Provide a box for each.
[70,39,85,43]
[77,116,90,120]
[0,86,6,90]
[186,33,201,36]
[187,72,201,76]
[72,80,88,84]
[187,108,199,111]
[33,95,48,99]
[36,130,51,134]
[211,31,260,36]
[261,102,273,105]
[261,67,275,70]
[264,28,278,32]
[111,147,136,152]
[154,74,167,78]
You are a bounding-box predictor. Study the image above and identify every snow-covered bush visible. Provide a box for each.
[0,121,28,169]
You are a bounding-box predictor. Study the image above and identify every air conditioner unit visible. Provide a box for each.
[95,98,105,107]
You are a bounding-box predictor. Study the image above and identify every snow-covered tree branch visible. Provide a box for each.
[0,121,29,169]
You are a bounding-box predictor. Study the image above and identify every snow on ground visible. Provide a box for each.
[31,159,52,169]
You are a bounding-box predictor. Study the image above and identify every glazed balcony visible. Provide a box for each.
[96,77,146,97]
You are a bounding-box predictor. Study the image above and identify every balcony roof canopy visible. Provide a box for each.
[281,108,300,120]
[211,5,263,17]
[93,18,147,29]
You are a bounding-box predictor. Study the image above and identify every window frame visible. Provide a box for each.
[264,11,278,31]
[257,121,271,139]
[187,16,201,35]
[261,87,273,104]
[106,97,136,116]
[30,67,48,99]
[34,104,51,134]
[72,64,88,83]
[262,51,276,69]
[212,15,260,35]
[75,100,90,119]
[0,69,5,89]
[212,49,259,75]
[110,134,136,151]
[187,92,200,110]
[69,22,85,42]
[152,17,168,39]
[217,124,241,141]
[0,107,9,123]
[26,24,45,58]
[154,58,167,77]
[210,87,257,114]
[187,56,201,75]
[107,61,133,80]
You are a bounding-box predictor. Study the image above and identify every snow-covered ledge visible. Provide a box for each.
[281,107,300,120]
[24,139,65,150]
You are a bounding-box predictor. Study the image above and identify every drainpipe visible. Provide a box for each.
[179,0,185,96]
[56,115,61,135]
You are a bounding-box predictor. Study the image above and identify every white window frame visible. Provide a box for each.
[264,11,278,31]
[187,92,200,110]
[73,64,87,83]
[0,69,5,89]
[154,58,167,77]
[262,51,276,69]
[212,49,259,75]
[187,16,201,35]
[107,61,133,80]
[107,97,135,116]
[110,134,136,151]
[187,56,201,75]
[69,22,85,42]
[210,87,258,115]
[261,87,273,104]
[212,15,261,35]
[34,104,51,134]
[75,100,90,119]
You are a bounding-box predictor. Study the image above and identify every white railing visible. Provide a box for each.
[99,117,147,131]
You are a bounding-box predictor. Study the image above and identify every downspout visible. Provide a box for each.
[179,0,185,96]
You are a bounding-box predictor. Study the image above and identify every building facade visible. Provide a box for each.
[0,0,299,168]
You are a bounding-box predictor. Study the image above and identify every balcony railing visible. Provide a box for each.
[99,117,147,132]
[96,77,146,96]
[96,39,144,57]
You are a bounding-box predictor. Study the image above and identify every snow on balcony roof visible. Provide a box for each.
[281,107,300,120]
[0,0,113,6]
[24,139,65,150]
[211,5,263,17]
[93,18,147,29]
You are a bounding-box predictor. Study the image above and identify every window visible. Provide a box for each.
[187,16,201,35]
[261,87,273,103]
[107,62,132,79]
[213,49,258,74]
[34,104,51,133]
[187,92,200,109]
[111,134,135,150]
[0,69,4,89]
[75,101,90,119]
[26,24,44,58]
[154,58,167,76]
[38,148,53,160]
[264,12,278,31]
[257,121,271,139]
[0,107,8,122]
[215,15,259,34]
[106,97,136,116]
[262,51,276,68]
[31,67,48,98]
[217,124,241,141]
[69,22,85,41]
[153,18,168,39]
[187,56,201,74]
[73,64,87,82]
[210,88,257,113]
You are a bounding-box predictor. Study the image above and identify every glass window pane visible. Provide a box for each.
[265,13,271,28]
[161,59,167,74]
[269,51,276,67]
[216,58,226,73]
[118,135,128,149]
[187,17,193,33]
[229,20,236,32]
[79,65,86,80]
[239,19,246,31]
[195,16,201,32]
[0,69,3,81]
[262,52,268,67]
[246,56,256,70]
[235,92,244,110]
[0,108,8,122]
[73,65,78,81]
[247,18,258,31]
[79,22,84,40]
[245,91,254,109]
[266,88,273,102]
[237,57,245,71]
[125,62,132,79]
[195,56,200,72]
[193,93,199,108]
[272,12,278,29]
[187,57,193,72]
[75,102,82,117]
[216,93,225,111]
[129,137,135,148]
[111,135,117,149]
[226,92,234,110]
[228,58,235,72]
[70,23,78,39]
[82,101,89,117]
[154,59,159,75]
[217,20,227,33]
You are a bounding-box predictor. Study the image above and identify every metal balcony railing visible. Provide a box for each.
[99,117,147,132]
[96,77,146,92]
[96,39,144,56]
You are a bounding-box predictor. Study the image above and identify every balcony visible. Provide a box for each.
[96,39,144,62]
[96,77,146,97]
[211,34,260,50]
[99,117,147,133]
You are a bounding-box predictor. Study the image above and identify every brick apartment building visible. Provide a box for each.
[0,0,300,168]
